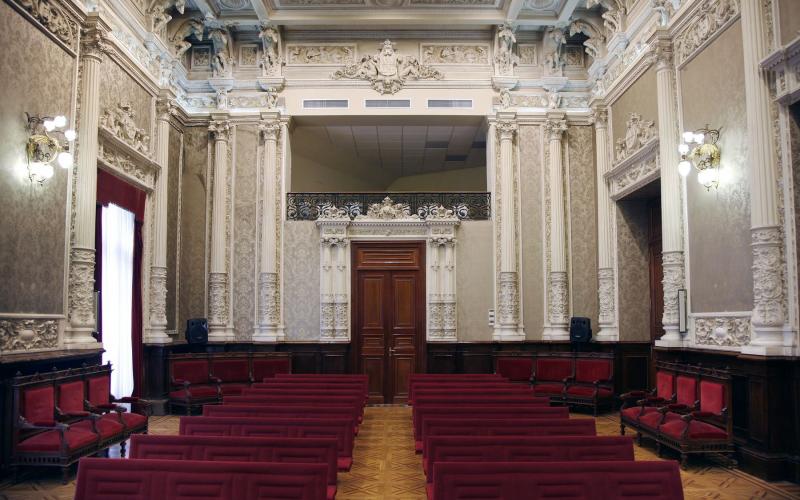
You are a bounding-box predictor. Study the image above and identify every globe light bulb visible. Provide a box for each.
[678,160,692,177]
[53,115,67,128]
[57,151,73,169]
[43,120,56,132]
[694,132,705,144]
[678,143,689,155]
[682,131,695,143]
[64,129,77,142]
[42,163,54,179]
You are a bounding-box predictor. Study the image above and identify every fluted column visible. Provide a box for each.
[593,107,618,340]
[741,2,787,354]
[144,97,174,344]
[493,117,524,341]
[543,116,570,340]
[254,118,284,342]
[653,32,686,346]
[207,119,234,341]
[65,14,108,349]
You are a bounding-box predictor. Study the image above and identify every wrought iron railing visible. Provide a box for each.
[286,192,491,221]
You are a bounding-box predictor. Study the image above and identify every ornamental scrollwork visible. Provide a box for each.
[99,103,151,157]
[14,0,79,51]
[614,113,657,163]
[0,319,59,353]
[694,316,751,347]
[673,0,740,67]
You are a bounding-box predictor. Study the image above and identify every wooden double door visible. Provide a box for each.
[352,242,425,404]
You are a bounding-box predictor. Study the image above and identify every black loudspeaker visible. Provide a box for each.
[186,318,208,344]
[569,317,592,343]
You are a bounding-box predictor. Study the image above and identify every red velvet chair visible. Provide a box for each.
[252,356,292,381]
[656,372,734,468]
[495,357,533,383]
[57,379,126,456]
[531,356,573,402]
[85,367,149,439]
[563,355,615,415]
[620,364,676,435]
[168,355,221,414]
[634,372,699,446]
[210,355,253,396]
[11,374,100,483]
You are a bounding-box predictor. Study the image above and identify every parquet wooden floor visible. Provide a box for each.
[1,407,798,499]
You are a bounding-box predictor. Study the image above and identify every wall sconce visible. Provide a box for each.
[25,113,76,184]
[677,125,722,190]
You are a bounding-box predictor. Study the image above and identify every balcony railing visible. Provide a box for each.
[286,192,491,221]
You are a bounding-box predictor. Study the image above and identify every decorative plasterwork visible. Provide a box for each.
[273,0,499,7]
[614,113,657,162]
[420,44,490,65]
[569,18,606,60]
[0,318,59,353]
[97,114,160,192]
[605,134,660,200]
[751,226,784,328]
[493,24,518,76]
[148,0,185,33]
[7,0,79,52]
[286,44,356,65]
[258,24,283,77]
[693,314,751,348]
[761,34,800,105]
[99,103,151,157]
[673,0,740,68]
[332,40,443,94]
[171,18,204,57]
[517,44,538,65]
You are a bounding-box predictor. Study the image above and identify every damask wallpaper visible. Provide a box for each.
[166,124,182,331]
[681,20,753,313]
[283,221,321,341]
[178,127,209,330]
[567,125,599,329]
[0,5,75,314]
[456,221,494,342]
[610,67,657,145]
[99,57,153,143]
[778,0,800,45]
[616,199,650,341]
[792,107,800,331]
[518,125,544,340]
[232,126,258,340]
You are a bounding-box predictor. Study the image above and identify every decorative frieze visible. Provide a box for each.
[421,44,489,65]
[607,152,659,200]
[597,268,616,326]
[191,47,211,69]
[287,44,356,65]
[673,0,740,67]
[99,103,151,157]
[67,248,96,330]
[239,45,259,67]
[694,315,751,347]
[148,267,168,328]
[751,226,784,327]
[8,0,79,51]
[661,251,685,328]
[171,18,204,57]
[332,40,443,94]
[614,113,657,163]
[0,318,59,353]
[517,44,538,65]
[258,24,283,77]
[96,142,158,191]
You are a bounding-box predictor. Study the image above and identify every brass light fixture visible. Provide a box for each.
[677,125,722,190]
[24,113,76,184]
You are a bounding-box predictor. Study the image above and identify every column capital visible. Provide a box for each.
[80,13,111,62]
[209,119,231,142]
[544,117,568,141]
[496,119,518,140]
[259,120,281,141]
[156,97,177,122]
[591,107,608,129]
[651,31,674,72]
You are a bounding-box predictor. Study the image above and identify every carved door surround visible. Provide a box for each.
[315,198,459,344]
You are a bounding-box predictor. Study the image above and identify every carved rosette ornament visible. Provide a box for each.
[68,248,96,330]
[661,251,685,329]
[148,267,168,328]
[0,319,59,353]
[695,316,751,347]
[598,268,616,325]
[208,272,229,326]
[751,227,784,328]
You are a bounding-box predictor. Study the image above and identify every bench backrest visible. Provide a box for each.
[409,383,529,401]
[275,374,367,380]
[533,358,574,383]
[179,416,354,457]
[412,387,534,402]
[413,406,569,439]
[432,460,684,500]
[252,357,291,380]
[413,396,548,407]
[129,434,337,485]
[495,357,534,382]
[424,436,634,480]
[238,391,364,406]
[214,401,360,423]
[209,356,251,384]
[74,457,327,500]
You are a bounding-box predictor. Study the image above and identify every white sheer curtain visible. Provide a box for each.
[101,203,135,398]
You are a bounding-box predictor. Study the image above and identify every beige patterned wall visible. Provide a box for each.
[166,124,182,331]
[567,125,599,329]
[283,221,321,340]
[680,20,753,313]
[610,67,657,145]
[791,107,800,327]
[616,199,650,341]
[519,125,544,340]
[178,127,208,330]
[779,0,800,45]
[456,221,494,342]
[99,58,153,140]
[232,126,258,340]
[0,5,76,314]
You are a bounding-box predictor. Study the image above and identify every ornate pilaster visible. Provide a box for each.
[254,117,284,342]
[318,211,350,342]
[653,30,686,346]
[65,13,109,349]
[207,118,234,341]
[740,1,788,354]
[493,116,524,341]
[593,107,618,340]
[145,97,175,344]
[543,116,570,340]
[428,235,457,340]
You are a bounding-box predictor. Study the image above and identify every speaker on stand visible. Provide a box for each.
[185,318,208,345]
[569,317,592,353]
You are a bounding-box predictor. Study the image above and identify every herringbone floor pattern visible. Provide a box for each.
[1,407,798,499]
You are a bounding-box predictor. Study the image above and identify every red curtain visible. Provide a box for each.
[96,169,147,397]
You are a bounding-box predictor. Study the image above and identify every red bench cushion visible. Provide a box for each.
[18,428,97,453]
[659,419,728,440]
[532,383,564,395]
[74,418,124,439]
[169,384,219,399]
[565,386,613,398]
[675,375,697,407]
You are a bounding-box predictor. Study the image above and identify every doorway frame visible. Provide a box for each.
[350,240,427,400]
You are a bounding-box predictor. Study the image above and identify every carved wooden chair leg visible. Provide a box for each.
[655,441,662,457]
[636,432,642,446]
[120,439,127,457]
[680,453,689,470]
[620,423,625,435]
[61,466,70,485]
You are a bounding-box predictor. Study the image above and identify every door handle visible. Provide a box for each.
[388,348,396,356]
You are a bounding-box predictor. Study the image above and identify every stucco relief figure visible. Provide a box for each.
[650,0,680,27]
[569,19,605,59]
[493,24,518,76]
[149,0,186,33]
[171,19,204,57]
[209,28,234,77]
[259,24,282,77]
[586,0,625,34]
[499,88,511,109]
[543,27,566,76]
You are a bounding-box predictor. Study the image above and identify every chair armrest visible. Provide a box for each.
[18,416,68,431]
[562,376,575,384]
[209,376,223,384]
[593,378,613,386]
[620,390,646,400]
[666,403,691,413]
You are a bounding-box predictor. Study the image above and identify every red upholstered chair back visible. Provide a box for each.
[700,380,726,415]
[675,374,697,406]
[534,358,573,382]
[574,358,612,384]
[656,371,675,400]
[211,358,250,383]
[21,385,55,424]
[253,358,291,381]
[86,374,111,406]
[172,359,211,384]
[496,358,533,382]
[58,380,86,414]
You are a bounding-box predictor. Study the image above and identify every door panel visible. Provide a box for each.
[358,272,389,403]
